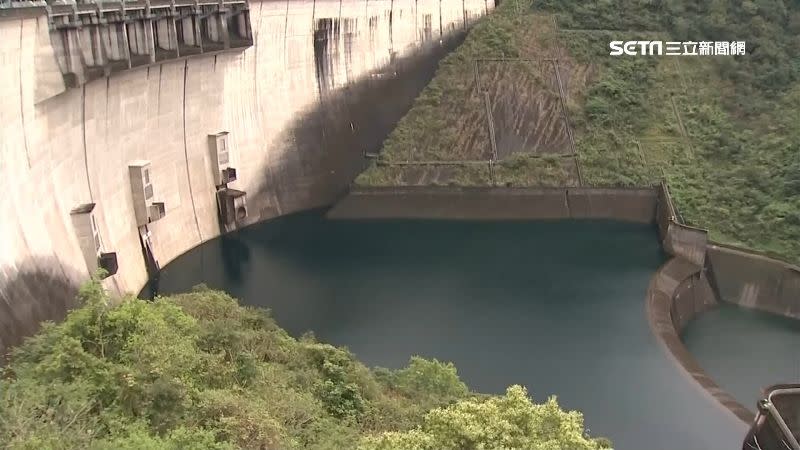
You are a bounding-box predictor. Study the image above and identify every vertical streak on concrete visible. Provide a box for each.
[389,0,394,54]
[338,0,344,83]
[438,0,443,37]
[157,66,163,115]
[312,0,319,102]
[18,22,30,169]
[121,22,132,69]
[81,85,94,202]
[104,77,110,198]
[181,60,203,243]
[282,0,289,50]
[251,0,267,109]
[564,188,572,216]
[414,0,418,43]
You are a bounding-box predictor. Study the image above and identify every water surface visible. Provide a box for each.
[683,302,800,409]
[151,211,747,449]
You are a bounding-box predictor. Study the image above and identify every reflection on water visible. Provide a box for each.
[150,210,747,450]
[683,302,800,410]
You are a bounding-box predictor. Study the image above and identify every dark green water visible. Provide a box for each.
[683,302,800,410]
[150,211,747,449]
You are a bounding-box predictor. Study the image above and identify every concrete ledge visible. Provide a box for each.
[327,186,657,222]
[0,5,46,21]
[566,187,657,222]
[646,257,754,424]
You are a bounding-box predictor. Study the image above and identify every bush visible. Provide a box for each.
[0,282,610,449]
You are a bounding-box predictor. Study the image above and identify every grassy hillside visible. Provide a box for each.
[358,0,800,263]
[0,282,609,449]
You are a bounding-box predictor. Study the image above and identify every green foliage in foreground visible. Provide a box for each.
[0,282,610,450]
[360,386,611,450]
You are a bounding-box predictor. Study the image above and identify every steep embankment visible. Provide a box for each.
[358,0,800,264]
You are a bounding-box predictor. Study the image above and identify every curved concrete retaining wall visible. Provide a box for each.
[656,181,800,321]
[326,186,658,222]
[707,244,800,319]
[648,182,800,423]
[0,0,493,356]
[646,257,753,423]
[649,182,754,421]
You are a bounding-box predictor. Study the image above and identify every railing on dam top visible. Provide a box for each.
[2,0,253,87]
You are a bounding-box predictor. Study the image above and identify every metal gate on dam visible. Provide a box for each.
[0,0,493,355]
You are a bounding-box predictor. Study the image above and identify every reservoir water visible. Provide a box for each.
[149,210,747,449]
[683,302,800,410]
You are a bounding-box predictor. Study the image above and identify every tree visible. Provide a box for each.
[1,280,613,449]
[359,385,612,450]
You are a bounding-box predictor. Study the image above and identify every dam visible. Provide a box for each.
[3,0,800,448]
[0,0,489,354]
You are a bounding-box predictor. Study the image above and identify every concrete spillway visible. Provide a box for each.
[0,0,493,355]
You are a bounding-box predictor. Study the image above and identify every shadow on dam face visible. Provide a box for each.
[0,259,80,361]
[257,29,469,216]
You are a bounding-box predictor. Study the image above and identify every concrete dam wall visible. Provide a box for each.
[0,0,493,356]
[327,186,659,222]
[707,244,800,319]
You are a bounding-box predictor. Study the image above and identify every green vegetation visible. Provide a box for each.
[359,0,800,262]
[361,386,610,450]
[0,281,610,449]
[540,0,800,260]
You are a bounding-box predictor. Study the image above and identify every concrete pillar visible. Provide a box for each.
[144,19,156,63]
[120,22,132,68]
[192,12,203,51]
[131,22,147,55]
[78,27,93,66]
[98,25,113,62]
[170,17,180,56]
[65,27,86,84]
[209,14,220,42]
[181,17,194,46]
[217,11,230,49]
[49,28,70,77]
[96,26,108,67]
[109,24,124,61]
[236,13,246,40]
[156,19,170,49]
